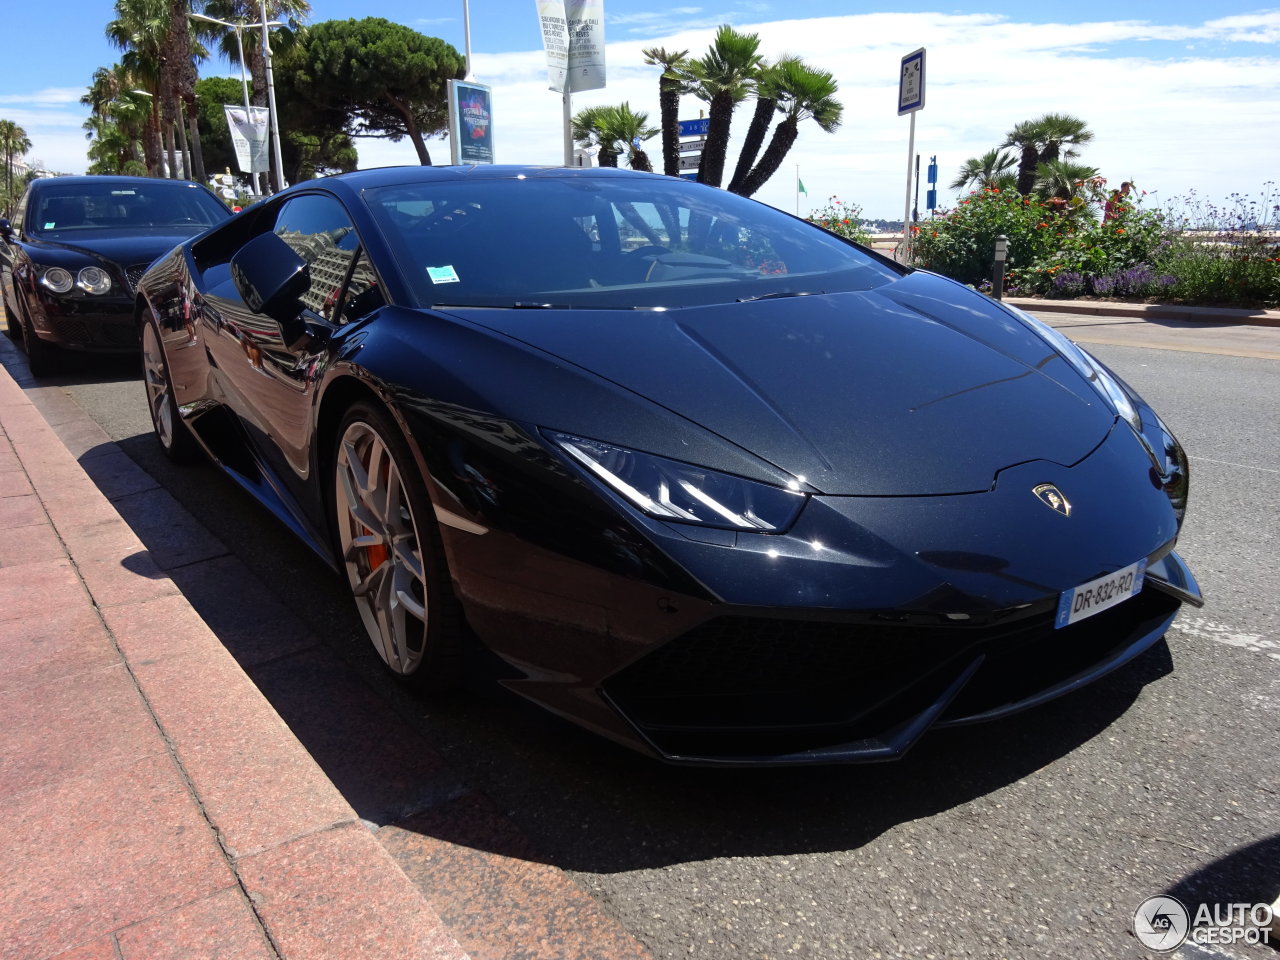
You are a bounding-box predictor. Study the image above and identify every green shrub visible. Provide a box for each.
[807,196,872,246]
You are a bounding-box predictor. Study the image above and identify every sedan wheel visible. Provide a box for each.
[19,308,57,377]
[141,315,197,463]
[333,402,463,691]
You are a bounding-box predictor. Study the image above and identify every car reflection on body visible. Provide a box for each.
[0,175,231,374]
[134,165,1201,766]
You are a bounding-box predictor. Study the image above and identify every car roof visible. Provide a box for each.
[308,164,666,191]
[27,175,211,191]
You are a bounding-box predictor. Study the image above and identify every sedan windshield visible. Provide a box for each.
[365,174,902,309]
[28,181,230,236]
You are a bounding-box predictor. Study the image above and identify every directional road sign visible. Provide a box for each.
[678,118,710,137]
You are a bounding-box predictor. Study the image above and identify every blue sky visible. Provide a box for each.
[3,2,1278,218]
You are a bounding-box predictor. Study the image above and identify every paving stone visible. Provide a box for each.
[0,558,89,625]
[0,492,47,529]
[0,603,117,692]
[104,600,355,859]
[0,662,160,800]
[107,487,228,569]
[0,467,34,498]
[76,448,161,502]
[77,551,182,608]
[45,939,120,960]
[0,518,65,567]
[0,753,233,960]
[239,822,469,960]
[116,887,275,960]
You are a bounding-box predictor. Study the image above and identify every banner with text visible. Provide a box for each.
[223,105,269,175]
[536,0,606,93]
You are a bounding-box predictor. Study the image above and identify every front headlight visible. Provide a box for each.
[40,267,74,293]
[1007,305,1140,431]
[549,432,807,532]
[76,266,112,295]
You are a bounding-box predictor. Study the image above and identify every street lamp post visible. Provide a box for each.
[189,8,285,194]
[260,0,286,193]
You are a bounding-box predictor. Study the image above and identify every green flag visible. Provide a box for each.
[797,177,808,195]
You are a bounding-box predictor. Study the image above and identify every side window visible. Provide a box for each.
[340,251,384,324]
[273,194,360,318]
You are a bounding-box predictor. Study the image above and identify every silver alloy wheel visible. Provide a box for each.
[141,321,176,449]
[334,419,430,675]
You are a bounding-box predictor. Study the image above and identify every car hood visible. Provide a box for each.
[23,231,196,267]
[446,272,1118,495]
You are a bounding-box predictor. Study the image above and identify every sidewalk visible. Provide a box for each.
[0,367,471,959]
[1003,296,1280,327]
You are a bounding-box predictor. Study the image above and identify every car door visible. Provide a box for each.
[201,191,380,526]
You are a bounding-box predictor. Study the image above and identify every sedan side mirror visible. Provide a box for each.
[230,231,309,321]
[0,219,13,242]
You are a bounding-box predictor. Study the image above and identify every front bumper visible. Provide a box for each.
[32,296,138,352]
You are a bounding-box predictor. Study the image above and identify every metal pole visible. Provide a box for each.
[462,0,474,80]
[901,110,916,263]
[260,0,285,192]
[562,91,573,167]
[233,26,251,119]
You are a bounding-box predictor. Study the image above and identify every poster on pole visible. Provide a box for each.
[223,105,270,174]
[448,80,494,164]
[537,0,606,93]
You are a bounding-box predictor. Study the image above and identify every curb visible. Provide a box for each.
[0,361,470,959]
[1002,297,1280,327]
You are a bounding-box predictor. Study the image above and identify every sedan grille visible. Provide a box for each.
[125,264,150,293]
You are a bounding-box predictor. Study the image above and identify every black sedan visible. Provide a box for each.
[135,165,1201,765]
[0,175,231,374]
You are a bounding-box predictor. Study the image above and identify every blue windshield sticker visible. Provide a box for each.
[427,265,460,284]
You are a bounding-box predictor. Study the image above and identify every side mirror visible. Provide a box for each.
[0,219,13,241]
[230,231,309,321]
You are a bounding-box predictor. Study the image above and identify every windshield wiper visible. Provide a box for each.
[736,290,819,303]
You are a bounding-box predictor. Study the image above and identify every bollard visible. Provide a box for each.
[992,234,1008,300]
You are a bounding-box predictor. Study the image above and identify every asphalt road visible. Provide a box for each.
[2,313,1276,960]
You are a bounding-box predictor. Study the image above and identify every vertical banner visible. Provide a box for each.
[537,0,606,93]
[223,105,270,175]
[448,80,494,164]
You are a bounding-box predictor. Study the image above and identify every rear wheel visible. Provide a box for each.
[141,313,198,463]
[332,401,464,692]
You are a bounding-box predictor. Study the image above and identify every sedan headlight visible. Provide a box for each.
[40,267,74,294]
[76,266,112,295]
[549,432,807,532]
[1007,305,1141,431]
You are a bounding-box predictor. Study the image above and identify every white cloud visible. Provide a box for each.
[13,9,1278,217]
[361,11,1279,220]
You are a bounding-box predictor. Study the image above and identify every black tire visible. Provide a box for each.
[140,312,198,463]
[331,400,464,693]
[19,307,58,377]
[2,296,19,340]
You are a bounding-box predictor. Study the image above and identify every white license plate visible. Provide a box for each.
[1055,559,1147,628]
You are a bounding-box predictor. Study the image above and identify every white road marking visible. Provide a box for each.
[1191,456,1280,475]
[1176,615,1280,660]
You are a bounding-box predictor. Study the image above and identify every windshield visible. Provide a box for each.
[364,174,902,309]
[28,181,230,237]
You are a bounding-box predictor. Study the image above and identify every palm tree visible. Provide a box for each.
[84,62,161,175]
[727,56,793,195]
[736,59,842,199]
[107,0,172,176]
[641,46,689,178]
[83,86,152,175]
[571,105,620,168]
[687,25,762,188]
[164,0,207,181]
[1034,112,1093,166]
[1034,159,1101,201]
[602,104,659,173]
[1003,118,1042,196]
[0,119,32,212]
[1003,113,1095,196]
[950,148,1017,192]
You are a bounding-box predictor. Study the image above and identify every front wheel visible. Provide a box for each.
[19,308,58,376]
[141,313,198,463]
[332,401,464,692]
